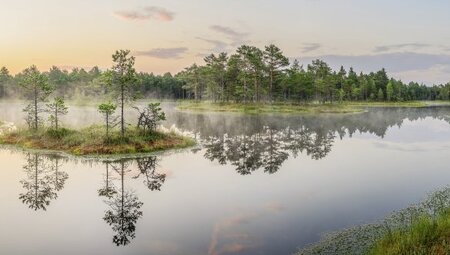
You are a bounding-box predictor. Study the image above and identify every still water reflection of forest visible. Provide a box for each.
[0,105,450,255]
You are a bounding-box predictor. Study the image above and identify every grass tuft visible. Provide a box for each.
[369,210,450,255]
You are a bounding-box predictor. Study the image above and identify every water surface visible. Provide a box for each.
[0,102,450,255]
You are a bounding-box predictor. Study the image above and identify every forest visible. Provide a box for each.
[1,44,450,103]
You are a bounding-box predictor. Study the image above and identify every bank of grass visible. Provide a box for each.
[177,101,363,114]
[0,126,195,156]
[177,100,449,114]
[347,101,428,107]
[369,210,450,255]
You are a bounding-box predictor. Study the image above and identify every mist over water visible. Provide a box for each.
[0,102,450,255]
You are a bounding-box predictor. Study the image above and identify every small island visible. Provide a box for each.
[0,50,195,156]
[0,125,194,156]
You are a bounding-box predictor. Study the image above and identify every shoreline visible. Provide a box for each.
[176,100,450,114]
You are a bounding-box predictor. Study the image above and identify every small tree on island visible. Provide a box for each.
[103,50,138,138]
[19,65,54,130]
[46,97,68,130]
[134,103,166,134]
[98,102,118,139]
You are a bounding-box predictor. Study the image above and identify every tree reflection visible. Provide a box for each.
[98,161,117,198]
[202,126,335,175]
[171,107,450,175]
[102,160,143,246]
[101,157,165,246]
[133,156,166,191]
[19,153,69,211]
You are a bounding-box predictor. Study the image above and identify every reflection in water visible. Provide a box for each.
[299,186,450,255]
[102,160,143,246]
[19,154,69,211]
[198,107,450,175]
[134,157,166,191]
[100,157,166,246]
[202,127,335,174]
[98,162,117,198]
[6,106,450,254]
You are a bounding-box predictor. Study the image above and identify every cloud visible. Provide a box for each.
[208,203,283,255]
[210,25,249,46]
[301,43,322,53]
[374,43,431,53]
[208,213,258,255]
[134,47,188,59]
[296,52,450,84]
[114,6,174,22]
[197,37,229,53]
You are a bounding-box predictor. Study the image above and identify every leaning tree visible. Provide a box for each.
[134,103,166,134]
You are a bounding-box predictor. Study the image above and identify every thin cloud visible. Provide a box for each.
[209,25,249,46]
[296,52,450,84]
[114,6,174,22]
[196,37,229,53]
[374,43,430,53]
[135,47,188,59]
[301,43,322,53]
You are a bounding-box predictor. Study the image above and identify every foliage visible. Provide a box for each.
[2,44,450,104]
[104,50,138,137]
[18,65,54,130]
[134,103,166,134]
[98,102,118,139]
[46,97,68,130]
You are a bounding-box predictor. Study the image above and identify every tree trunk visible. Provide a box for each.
[34,86,38,130]
[270,69,273,102]
[121,84,124,137]
[55,106,58,130]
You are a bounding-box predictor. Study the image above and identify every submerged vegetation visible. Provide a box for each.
[298,187,450,255]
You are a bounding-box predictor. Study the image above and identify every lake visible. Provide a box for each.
[1,102,450,255]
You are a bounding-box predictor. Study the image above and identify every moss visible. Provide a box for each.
[0,126,195,156]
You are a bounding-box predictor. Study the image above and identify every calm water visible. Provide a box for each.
[1,102,450,255]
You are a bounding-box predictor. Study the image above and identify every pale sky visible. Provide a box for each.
[1,0,450,84]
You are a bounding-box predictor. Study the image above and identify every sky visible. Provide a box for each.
[1,0,450,84]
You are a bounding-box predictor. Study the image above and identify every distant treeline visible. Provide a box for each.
[1,44,450,102]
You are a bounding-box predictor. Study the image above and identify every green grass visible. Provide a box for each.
[346,101,428,107]
[0,126,195,156]
[369,210,450,255]
[177,101,364,114]
[177,100,450,114]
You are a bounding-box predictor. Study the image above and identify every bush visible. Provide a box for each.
[46,128,72,139]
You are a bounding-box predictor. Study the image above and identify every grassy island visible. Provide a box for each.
[0,126,195,156]
[176,101,447,114]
